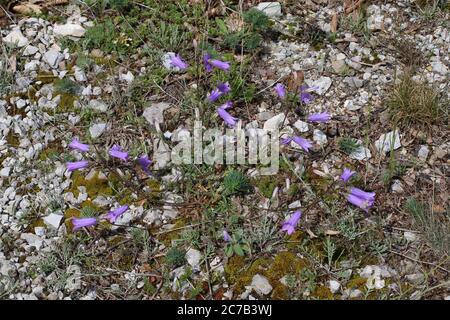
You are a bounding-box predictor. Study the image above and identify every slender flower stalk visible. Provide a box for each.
[217,101,238,127]
[281,210,302,235]
[340,168,355,183]
[223,230,232,242]
[308,112,331,123]
[274,83,286,98]
[72,217,97,231]
[109,145,129,161]
[203,53,230,71]
[66,160,89,172]
[105,205,129,223]
[169,54,188,70]
[347,187,375,212]
[68,138,89,152]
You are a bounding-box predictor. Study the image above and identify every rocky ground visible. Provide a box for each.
[0,0,449,300]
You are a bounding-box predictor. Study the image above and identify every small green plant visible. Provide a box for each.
[243,8,270,32]
[165,247,186,267]
[336,212,360,241]
[416,0,442,21]
[80,206,98,218]
[0,43,14,97]
[254,176,277,198]
[145,21,189,53]
[381,160,408,186]
[338,137,360,154]
[323,237,337,269]
[83,18,134,55]
[223,229,251,257]
[219,8,271,52]
[76,53,94,71]
[222,170,251,196]
[339,9,371,42]
[54,78,82,95]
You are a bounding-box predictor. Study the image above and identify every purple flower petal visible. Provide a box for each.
[203,53,230,72]
[68,138,89,152]
[137,155,152,173]
[203,53,213,72]
[281,224,295,235]
[299,85,315,104]
[347,187,376,212]
[292,136,313,152]
[72,217,97,231]
[170,54,188,70]
[223,230,232,242]
[105,205,129,223]
[209,59,230,71]
[217,105,238,127]
[308,112,331,123]
[207,89,222,102]
[274,83,286,98]
[66,160,89,172]
[281,137,293,145]
[109,145,129,161]
[350,187,376,203]
[281,210,302,235]
[207,82,231,102]
[217,82,231,94]
[340,168,356,183]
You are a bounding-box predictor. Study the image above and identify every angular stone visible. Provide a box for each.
[185,248,202,270]
[256,2,282,18]
[307,77,332,95]
[417,145,429,160]
[313,129,327,145]
[251,274,272,295]
[293,120,309,132]
[332,59,346,73]
[23,45,39,56]
[43,49,63,68]
[329,280,340,293]
[350,144,372,161]
[375,130,401,153]
[263,113,286,131]
[143,102,171,126]
[53,24,86,37]
[89,99,108,112]
[3,29,28,47]
[89,123,106,139]
[43,213,63,229]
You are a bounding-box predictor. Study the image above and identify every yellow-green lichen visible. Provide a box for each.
[68,170,117,199]
[224,252,308,298]
[313,286,334,299]
[6,132,20,147]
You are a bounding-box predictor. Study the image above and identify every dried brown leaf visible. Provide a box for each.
[12,3,42,15]
[331,11,338,33]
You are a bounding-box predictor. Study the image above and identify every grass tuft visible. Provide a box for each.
[405,198,450,256]
[388,72,445,128]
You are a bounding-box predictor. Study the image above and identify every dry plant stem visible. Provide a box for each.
[389,250,449,274]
